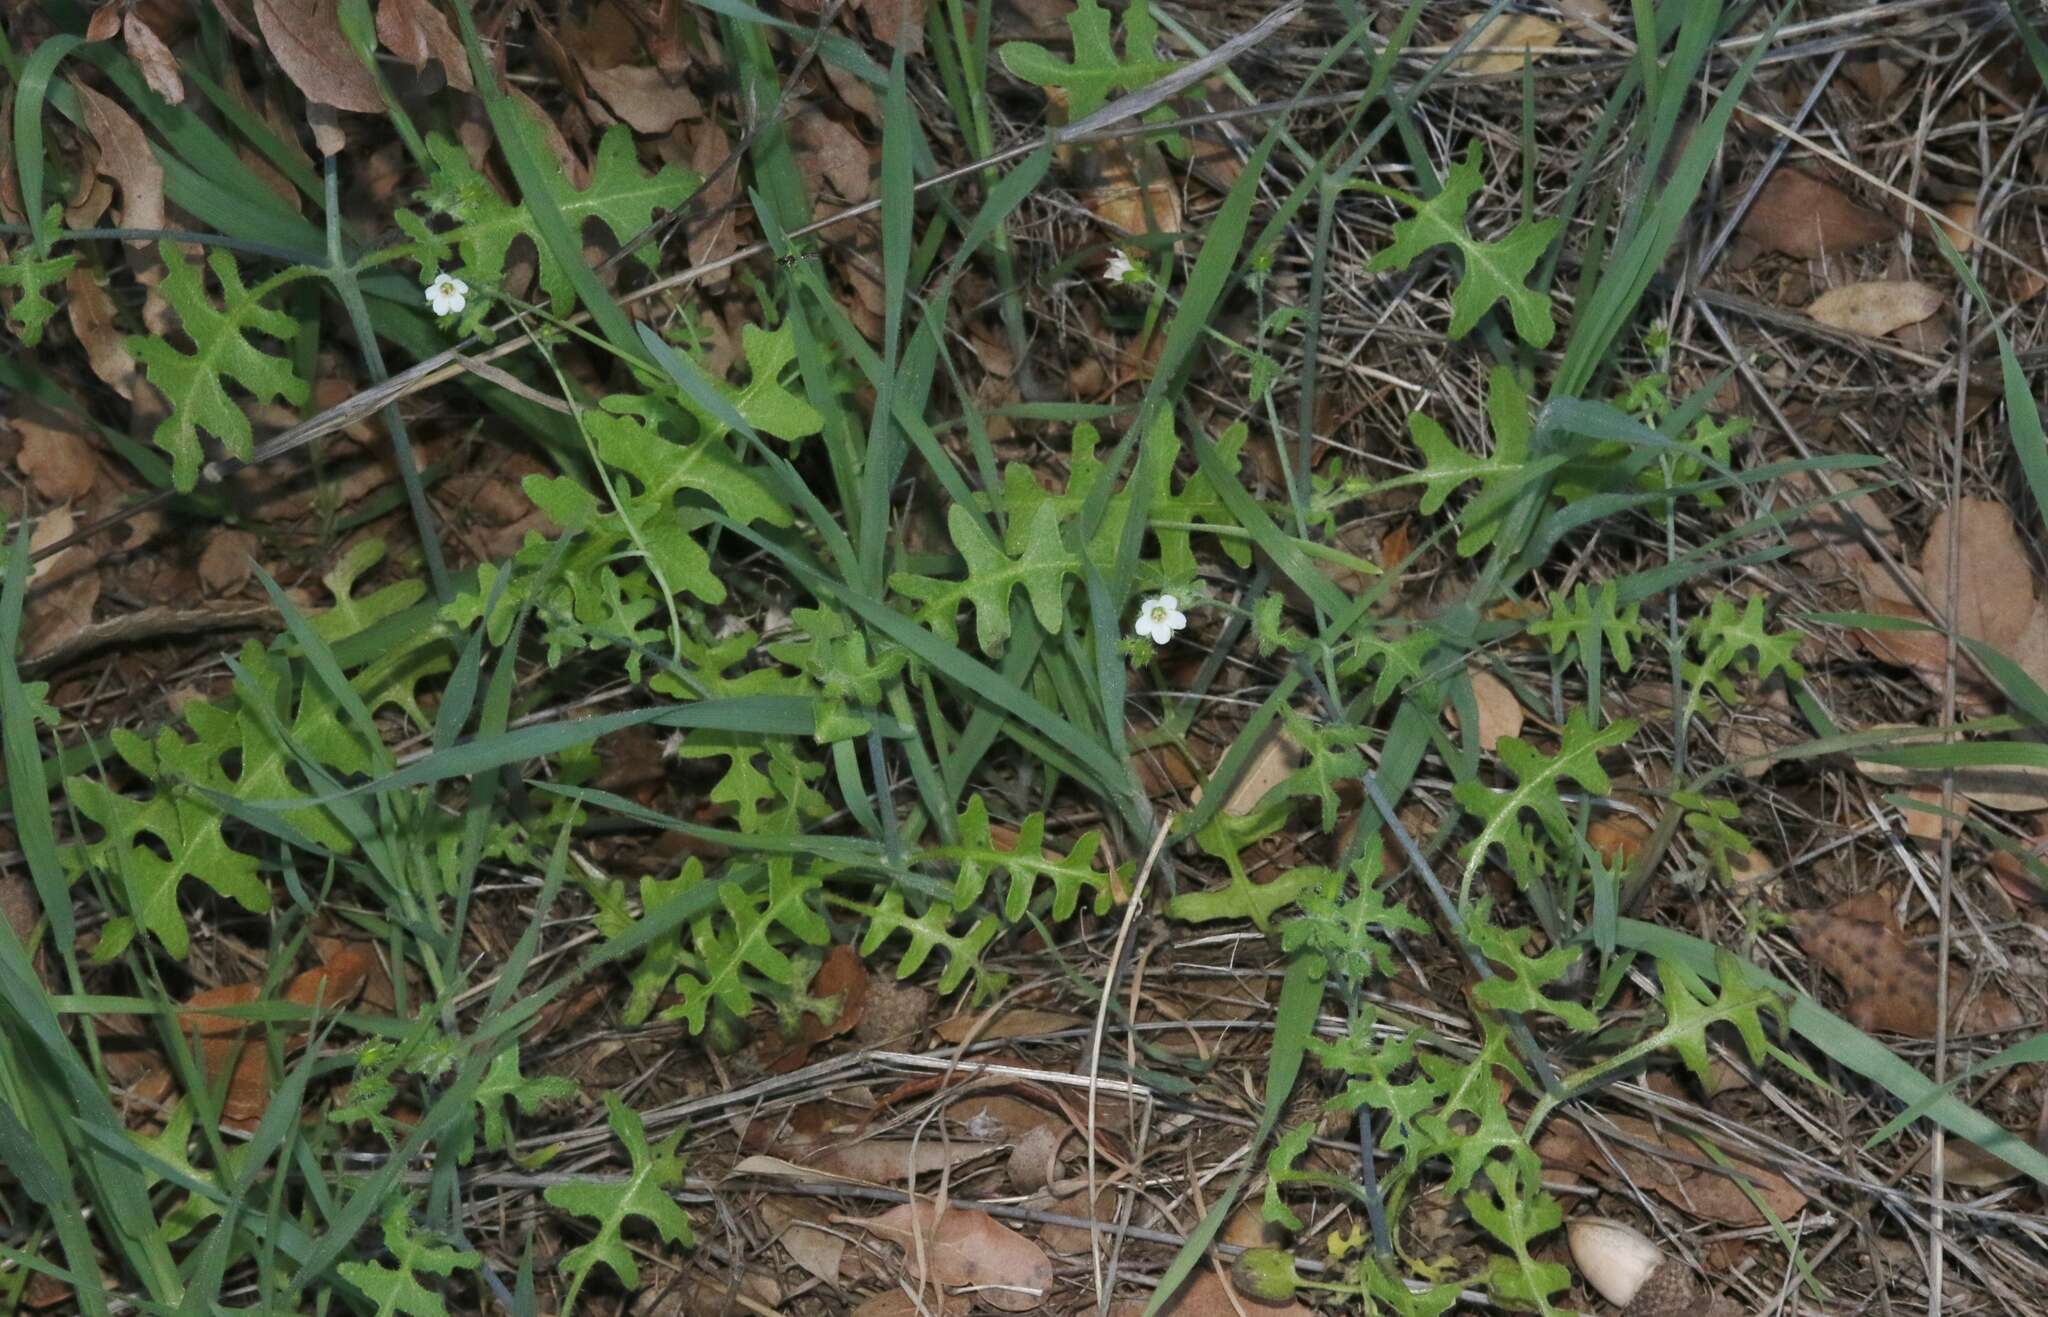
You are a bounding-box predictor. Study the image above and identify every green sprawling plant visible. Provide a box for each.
[8,2,2047,1314]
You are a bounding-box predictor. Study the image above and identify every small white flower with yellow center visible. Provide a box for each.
[1134,594,1187,645]
[1103,250,1145,286]
[424,271,468,316]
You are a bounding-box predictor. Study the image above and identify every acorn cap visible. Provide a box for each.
[1619,1259,1702,1317]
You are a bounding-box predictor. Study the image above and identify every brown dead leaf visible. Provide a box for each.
[1554,0,1614,35]
[932,1007,1086,1045]
[1791,894,2024,1037]
[792,109,871,205]
[758,942,870,1073]
[1536,1113,1807,1227]
[1463,669,1524,751]
[1007,1123,1066,1193]
[125,12,186,104]
[1077,139,1181,239]
[1588,814,1650,868]
[1921,498,2035,654]
[1122,1268,1312,1317]
[586,64,702,135]
[255,0,384,117]
[1935,200,1978,255]
[24,508,100,661]
[16,418,98,502]
[851,1290,969,1317]
[759,1196,848,1286]
[854,979,931,1044]
[72,81,165,242]
[376,0,474,91]
[860,0,926,55]
[64,266,142,399]
[88,2,123,40]
[1844,57,1909,105]
[198,529,260,596]
[1912,1134,2031,1188]
[1456,13,1562,75]
[1807,280,1942,338]
[182,946,372,1127]
[1193,731,1297,819]
[806,1139,997,1183]
[845,1199,1052,1312]
[1898,785,1967,841]
[1741,169,1898,259]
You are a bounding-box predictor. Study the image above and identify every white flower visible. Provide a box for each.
[1134,594,1187,644]
[1103,250,1143,286]
[424,271,468,316]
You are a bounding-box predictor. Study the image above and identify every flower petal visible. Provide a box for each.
[1165,609,1186,631]
[1156,594,1178,613]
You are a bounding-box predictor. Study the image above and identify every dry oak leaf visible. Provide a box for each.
[64,266,142,399]
[124,11,186,104]
[254,0,384,116]
[803,1139,999,1184]
[1740,168,1898,259]
[585,64,703,135]
[1111,1269,1313,1317]
[1807,280,1942,338]
[859,0,926,55]
[198,528,260,596]
[1535,1112,1807,1227]
[376,0,474,91]
[1920,498,2035,654]
[1076,138,1182,239]
[758,1196,848,1286]
[932,1006,1086,1044]
[1459,668,1524,751]
[842,1198,1053,1312]
[1791,893,2024,1037]
[1455,12,1563,75]
[181,946,373,1128]
[24,507,100,661]
[15,418,99,502]
[72,80,166,242]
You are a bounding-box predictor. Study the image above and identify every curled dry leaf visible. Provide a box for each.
[843,1199,1053,1313]
[1740,168,1898,259]
[124,12,185,104]
[1455,13,1563,74]
[1807,280,1942,338]
[1535,1112,1808,1227]
[376,0,475,91]
[72,81,165,242]
[1790,891,2024,1037]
